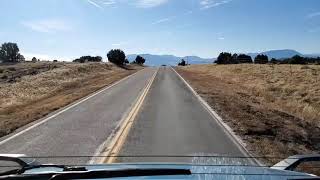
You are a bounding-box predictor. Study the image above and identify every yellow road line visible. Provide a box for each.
[98,68,158,164]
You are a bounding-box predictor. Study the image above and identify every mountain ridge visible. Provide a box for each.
[127,50,319,66]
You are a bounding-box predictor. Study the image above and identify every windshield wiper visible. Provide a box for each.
[0,164,87,176]
[0,168,191,180]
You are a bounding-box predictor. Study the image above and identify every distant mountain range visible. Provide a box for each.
[247,49,303,59]
[127,50,319,66]
[126,54,213,66]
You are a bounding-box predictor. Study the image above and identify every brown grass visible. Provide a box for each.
[0,62,142,137]
[176,64,320,165]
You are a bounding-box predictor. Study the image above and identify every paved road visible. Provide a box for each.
[117,67,249,164]
[0,68,157,165]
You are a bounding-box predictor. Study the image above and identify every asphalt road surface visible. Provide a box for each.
[0,66,252,166]
[117,67,249,164]
[0,68,157,165]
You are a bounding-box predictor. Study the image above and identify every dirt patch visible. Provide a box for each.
[176,64,320,166]
[0,62,142,137]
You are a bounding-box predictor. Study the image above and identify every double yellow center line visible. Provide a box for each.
[98,68,158,163]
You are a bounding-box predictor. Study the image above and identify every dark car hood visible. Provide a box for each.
[24,163,318,180]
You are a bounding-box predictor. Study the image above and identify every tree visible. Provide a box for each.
[237,54,253,63]
[124,59,129,64]
[31,57,37,62]
[254,54,269,64]
[0,42,21,63]
[73,56,102,63]
[135,55,146,65]
[107,49,126,65]
[215,52,233,64]
[18,54,25,62]
[178,59,186,66]
[231,53,239,64]
[289,55,306,64]
[94,56,102,62]
[53,60,58,62]
[270,58,279,64]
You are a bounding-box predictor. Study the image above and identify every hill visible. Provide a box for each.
[247,49,303,59]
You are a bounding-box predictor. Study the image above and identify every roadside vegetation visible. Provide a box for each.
[0,42,146,137]
[215,52,320,65]
[176,64,320,165]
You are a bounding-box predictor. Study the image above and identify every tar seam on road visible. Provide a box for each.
[0,69,145,146]
[170,66,263,166]
[95,68,158,164]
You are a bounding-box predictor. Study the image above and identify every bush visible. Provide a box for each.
[31,57,37,62]
[289,55,306,64]
[254,54,269,64]
[135,55,146,65]
[178,59,186,66]
[237,54,253,63]
[107,49,126,65]
[73,56,102,63]
[270,58,279,64]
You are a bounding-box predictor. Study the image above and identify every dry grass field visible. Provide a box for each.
[0,62,141,137]
[177,64,320,165]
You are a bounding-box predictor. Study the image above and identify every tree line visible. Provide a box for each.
[215,52,320,65]
[0,42,146,65]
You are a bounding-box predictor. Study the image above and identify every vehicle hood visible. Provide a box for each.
[24,163,318,180]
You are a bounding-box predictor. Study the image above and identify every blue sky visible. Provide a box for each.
[0,0,319,60]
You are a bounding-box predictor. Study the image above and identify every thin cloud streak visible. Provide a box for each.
[87,0,103,9]
[111,41,129,46]
[21,19,72,33]
[200,0,232,10]
[307,11,320,18]
[103,0,116,6]
[151,17,172,25]
[136,0,168,8]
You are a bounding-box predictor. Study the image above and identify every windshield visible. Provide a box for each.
[0,0,319,179]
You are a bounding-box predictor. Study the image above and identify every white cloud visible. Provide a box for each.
[218,37,225,40]
[21,19,72,33]
[200,0,232,10]
[111,41,129,46]
[135,0,168,8]
[86,0,117,9]
[103,0,116,6]
[307,11,320,19]
[151,17,172,25]
[87,0,103,9]
[184,10,193,15]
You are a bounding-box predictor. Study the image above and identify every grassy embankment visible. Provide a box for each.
[177,64,320,165]
[0,62,142,137]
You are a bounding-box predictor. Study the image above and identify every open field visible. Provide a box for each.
[0,62,141,137]
[176,64,320,165]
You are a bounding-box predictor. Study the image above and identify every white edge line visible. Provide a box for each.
[89,68,159,164]
[171,66,263,166]
[0,68,145,146]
